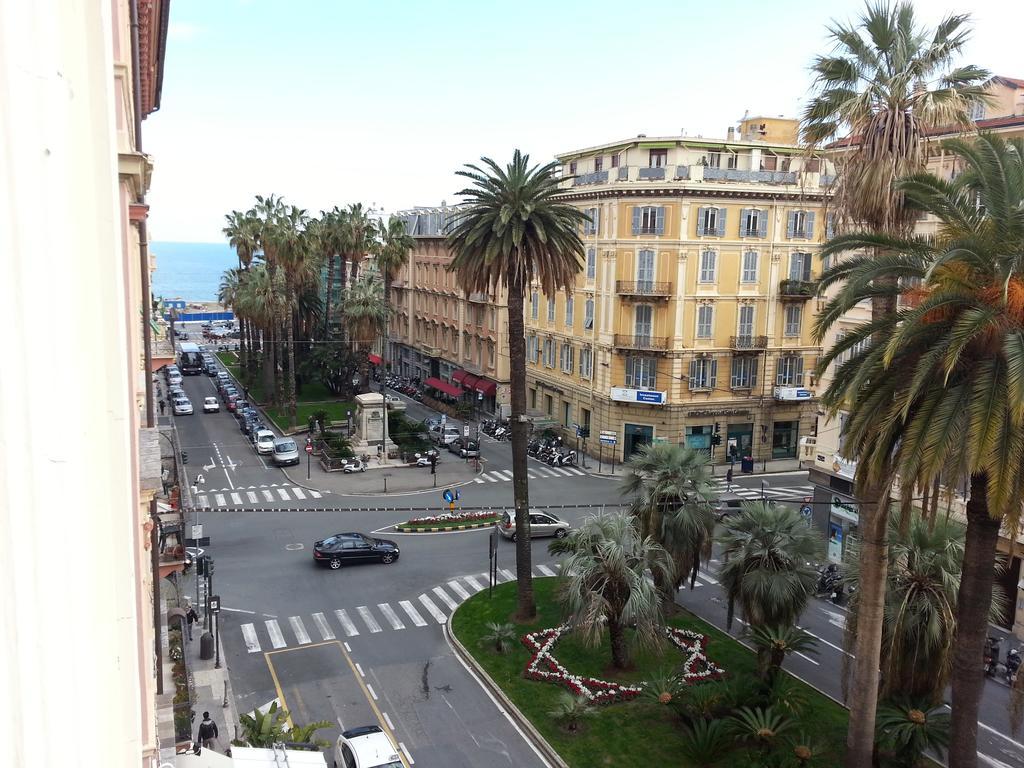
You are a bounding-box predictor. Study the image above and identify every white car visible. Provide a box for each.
[384,394,405,412]
[167,370,182,386]
[202,396,220,413]
[254,429,276,455]
[335,725,403,768]
[173,397,193,415]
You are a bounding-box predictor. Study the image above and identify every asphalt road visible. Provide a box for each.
[166,364,1024,768]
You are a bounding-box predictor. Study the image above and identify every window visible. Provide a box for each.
[563,401,572,427]
[527,335,539,363]
[488,343,495,368]
[741,209,765,237]
[689,358,718,390]
[772,420,799,459]
[547,297,555,322]
[543,338,556,367]
[569,160,577,175]
[637,249,655,288]
[971,101,986,121]
[530,388,537,409]
[730,356,758,389]
[825,212,836,240]
[760,154,778,171]
[634,304,653,341]
[789,252,812,282]
[699,250,717,283]
[490,308,496,329]
[737,304,755,338]
[784,304,802,336]
[707,152,722,168]
[584,298,594,330]
[579,347,592,379]
[594,156,604,172]
[586,248,596,280]
[649,148,668,167]
[696,305,714,338]
[560,343,575,373]
[531,291,539,319]
[805,158,821,173]
[584,207,599,235]
[741,250,758,283]
[545,394,553,415]
[565,295,574,326]
[697,206,726,236]
[787,210,816,239]
[776,355,804,386]
[727,153,738,169]
[611,154,620,168]
[626,356,657,389]
[633,206,665,235]
[581,408,591,433]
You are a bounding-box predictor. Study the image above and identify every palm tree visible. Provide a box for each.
[801,7,989,763]
[447,150,588,620]
[717,502,820,633]
[621,442,718,603]
[376,215,415,371]
[344,275,389,392]
[237,264,282,400]
[342,203,377,287]
[548,511,671,669]
[876,700,951,768]
[746,624,819,687]
[223,210,260,374]
[816,135,1024,766]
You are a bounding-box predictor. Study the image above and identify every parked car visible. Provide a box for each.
[204,363,219,377]
[240,412,261,436]
[172,397,193,416]
[232,400,250,420]
[496,509,569,542]
[424,417,441,431]
[272,437,300,466]
[167,370,182,386]
[254,429,276,455]
[334,725,403,768]
[384,394,405,412]
[342,458,366,473]
[168,385,185,400]
[225,394,241,412]
[432,425,461,446]
[312,532,400,569]
[202,396,220,413]
[448,438,479,458]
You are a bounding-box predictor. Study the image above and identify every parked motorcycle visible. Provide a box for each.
[984,636,1002,677]
[815,564,844,604]
[1006,648,1021,685]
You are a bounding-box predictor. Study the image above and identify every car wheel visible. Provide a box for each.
[511,533,517,542]
[555,528,568,539]
[329,558,342,570]
[381,553,396,564]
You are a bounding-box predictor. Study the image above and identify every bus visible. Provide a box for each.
[177,342,204,375]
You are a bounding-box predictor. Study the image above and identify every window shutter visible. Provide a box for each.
[709,360,718,388]
[716,207,727,236]
[632,207,641,235]
[655,206,666,235]
[740,208,750,233]
[758,210,768,238]
[594,207,601,234]
[696,206,707,236]
[796,356,804,385]
[688,360,697,387]
[805,211,816,239]
[802,254,812,282]
[786,211,796,238]
[825,213,835,240]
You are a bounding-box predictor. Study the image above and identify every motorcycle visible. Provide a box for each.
[815,564,844,604]
[984,637,1002,677]
[1006,648,1021,685]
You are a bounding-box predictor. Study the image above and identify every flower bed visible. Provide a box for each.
[522,624,725,704]
[409,511,497,525]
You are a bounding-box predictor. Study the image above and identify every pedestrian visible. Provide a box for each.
[159,399,166,416]
[196,711,219,752]
[185,603,199,641]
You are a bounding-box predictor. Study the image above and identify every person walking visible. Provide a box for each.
[185,604,199,641]
[197,712,219,752]
[158,399,166,416]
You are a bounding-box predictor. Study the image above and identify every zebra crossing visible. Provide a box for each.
[714,480,814,502]
[195,484,326,508]
[475,465,586,484]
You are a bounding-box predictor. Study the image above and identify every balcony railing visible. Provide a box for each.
[638,166,667,180]
[613,334,670,351]
[704,167,798,184]
[617,166,629,180]
[467,291,489,303]
[573,170,609,186]
[779,279,816,299]
[616,280,673,298]
[730,335,769,350]
[675,165,690,180]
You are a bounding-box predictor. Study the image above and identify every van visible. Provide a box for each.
[433,426,460,446]
[272,437,300,467]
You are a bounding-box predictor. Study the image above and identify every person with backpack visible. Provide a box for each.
[197,711,219,751]
[185,604,199,641]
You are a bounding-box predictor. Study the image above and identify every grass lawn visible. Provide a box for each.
[452,578,850,768]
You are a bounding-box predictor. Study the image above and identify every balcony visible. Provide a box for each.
[703,167,798,184]
[467,291,489,303]
[779,280,816,300]
[638,166,667,181]
[730,335,768,351]
[573,170,609,186]
[616,281,673,299]
[613,334,670,352]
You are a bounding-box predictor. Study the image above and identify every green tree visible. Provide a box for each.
[876,700,951,768]
[223,209,261,373]
[621,442,717,603]
[746,624,819,687]
[235,701,331,749]
[375,215,415,374]
[479,621,517,654]
[344,275,389,393]
[447,150,588,620]
[548,512,671,670]
[342,202,377,288]
[547,692,595,733]
[801,6,989,762]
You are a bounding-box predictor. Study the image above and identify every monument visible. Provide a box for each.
[351,392,397,461]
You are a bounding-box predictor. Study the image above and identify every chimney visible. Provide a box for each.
[727,126,735,141]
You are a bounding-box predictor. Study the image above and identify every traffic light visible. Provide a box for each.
[181,451,189,464]
[714,422,721,435]
[430,454,437,475]
[711,434,722,447]
[197,555,208,576]
[579,426,590,439]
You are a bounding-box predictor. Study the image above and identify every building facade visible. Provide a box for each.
[390,206,512,416]
[524,118,833,465]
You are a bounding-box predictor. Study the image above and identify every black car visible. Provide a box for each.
[232,400,251,420]
[312,532,400,570]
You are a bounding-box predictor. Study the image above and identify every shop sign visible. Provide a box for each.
[687,408,751,417]
[830,495,858,524]
[610,387,666,405]
[773,387,813,401]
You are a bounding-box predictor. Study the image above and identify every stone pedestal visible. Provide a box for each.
[352,392,397,459]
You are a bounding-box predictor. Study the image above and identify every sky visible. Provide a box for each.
[145,0,1024,243]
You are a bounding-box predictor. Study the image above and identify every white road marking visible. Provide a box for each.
[197,495,209,507]
[246,491,257,503]
[527,473,538,479]
[567,467,585,475]
[447,580,470,601]
[498,470,514,480]
[311,612,335,640]
[382,711,395,730]
[366,684,378,701]
[289,616,311,644]
[343,642,351,652]
[214,494,226,507]
[241,623,261,653]
[378,603,405,630]
[483,473,498,483]
[265,619,286,649]
[262,490,274,502]
[309,490,322,498]
[276,488,289,501]
[552,467,573,476]
[292,488,306,500]
[537,565,556,577]
[463,575,484,592]
[537,468,557,478]
[432,586,458,611]
[399,600,427,627]
[418,594,447,623]
[357,606,383,633]
[474,478,485,484]
[700,572,718,585]
[334,609,359,637]
[355,663,365,678]
[499,568,515,582]
[399,742,415,765]
[231,492,242,505]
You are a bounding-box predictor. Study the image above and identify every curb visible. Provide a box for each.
[279,467,482,497]
[394,519,498,533]
[444,616,567,768]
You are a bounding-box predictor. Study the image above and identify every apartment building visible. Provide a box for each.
[391,206,512,416]
[808,76,1024,634]
[524,117,833,465]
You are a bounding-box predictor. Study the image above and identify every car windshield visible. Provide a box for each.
[259,435,274,443]
[174,398,188,405]
[276,441,297,452]
[205,398,216,404]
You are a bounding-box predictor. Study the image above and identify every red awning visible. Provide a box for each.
[368,353,383,365]
[424,377,463,398]
[461,373,479,390]
[452,370,469,384]
[474,377,498,397]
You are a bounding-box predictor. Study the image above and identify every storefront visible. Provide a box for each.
[624,423,654,458]
[825,493,858,564]
[726,422,753,461]
[685,424,712,451]
[771,420,799,459]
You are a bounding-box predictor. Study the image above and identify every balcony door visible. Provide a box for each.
[634,305,653,346]
[738,305,755,342]
[637,249,654,292]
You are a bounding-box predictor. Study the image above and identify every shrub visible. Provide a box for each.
[676,718,730,767]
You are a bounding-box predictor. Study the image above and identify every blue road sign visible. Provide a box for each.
[443,488,454,503]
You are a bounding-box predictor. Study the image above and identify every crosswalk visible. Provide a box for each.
[713,480,814,502]
[475,466,586,483]
[195,484,326,507]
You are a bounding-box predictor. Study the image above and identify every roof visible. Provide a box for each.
[826,113,1024,149]
[555,132,802,161]
[345,727,402,766]
[993,76,1024,89]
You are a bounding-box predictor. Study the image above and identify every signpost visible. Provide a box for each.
[305,438,314,479]
[191,524,203,540]
[598,430,617,473]
[209,595,221,669]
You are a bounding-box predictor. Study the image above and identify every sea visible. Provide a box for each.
[150,241,238,302]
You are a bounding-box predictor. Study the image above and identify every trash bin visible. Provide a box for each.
[200,631,215,660]
[741,455,754,474]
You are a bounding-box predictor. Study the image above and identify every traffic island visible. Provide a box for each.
[449,578,853,768]
[394,511,500,533]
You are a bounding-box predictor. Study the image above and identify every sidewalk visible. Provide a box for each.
[580,450,803,478]
[283,450,481,496]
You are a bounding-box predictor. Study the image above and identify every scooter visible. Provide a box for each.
[1006,648,1021,685]
[984,637,1002,677]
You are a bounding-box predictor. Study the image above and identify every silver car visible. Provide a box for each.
[172,397,193,415]
[272,437,300,467]
[496,509,569,541]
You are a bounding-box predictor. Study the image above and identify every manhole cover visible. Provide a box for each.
[285,543,305,551]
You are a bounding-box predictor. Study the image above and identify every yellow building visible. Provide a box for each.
[525,120,834,465]
[391,206,512,416]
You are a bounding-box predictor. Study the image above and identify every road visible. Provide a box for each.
[167,365,1024,768]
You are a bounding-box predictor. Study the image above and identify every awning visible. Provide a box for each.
[473,377,497,397]
[424,377,463,398]
[461,373,480,390]
[452,370,469,385]
[368,353,383,365]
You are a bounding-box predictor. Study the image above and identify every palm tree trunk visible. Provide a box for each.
[238,315,248,378]
[844,481,889,768]
[263,324,275,401]
[949,473,999,768]
[337,256,348,340]
[609,617,629,670]
[285,288,297,427]
[273,323,285,407]
[324,254,335,338]
[506,278,535,621]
